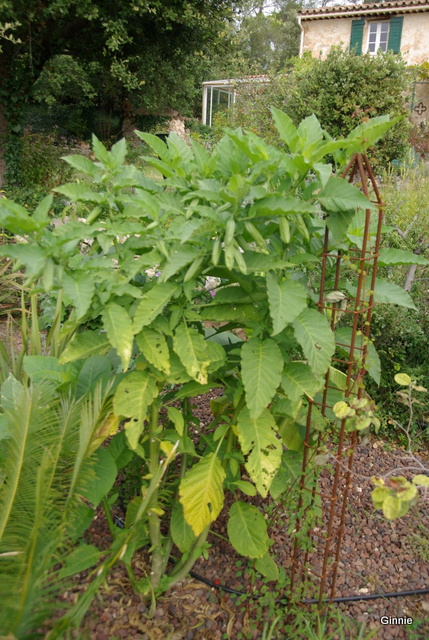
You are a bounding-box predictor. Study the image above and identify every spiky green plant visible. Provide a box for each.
[0,374,116,638]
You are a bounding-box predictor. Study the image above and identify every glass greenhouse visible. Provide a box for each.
[202,76,270,126]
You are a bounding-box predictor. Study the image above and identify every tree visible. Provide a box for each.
[0,0,241,184]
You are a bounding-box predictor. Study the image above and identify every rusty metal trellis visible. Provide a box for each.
[288,153,384,609]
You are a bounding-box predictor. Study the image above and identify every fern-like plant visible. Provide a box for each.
[0,372,117,637]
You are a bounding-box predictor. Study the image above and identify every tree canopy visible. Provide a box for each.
[0,0,241,182]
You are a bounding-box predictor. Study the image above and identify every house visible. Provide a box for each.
[297,0,429,64]
[297,0,429,123]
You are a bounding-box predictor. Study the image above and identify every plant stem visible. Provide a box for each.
[166,524,211,587]
[148,402,163,590]
[102,497,116,538]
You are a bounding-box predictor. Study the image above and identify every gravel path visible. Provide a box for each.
[76,393,429,640]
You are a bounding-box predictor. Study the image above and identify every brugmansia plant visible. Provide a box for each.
[0,109,426,634]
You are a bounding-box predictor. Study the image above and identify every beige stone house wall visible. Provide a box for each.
[301,12,429,64]
[301,18,351,58]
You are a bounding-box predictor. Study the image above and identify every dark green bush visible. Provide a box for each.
[220,48,412,168]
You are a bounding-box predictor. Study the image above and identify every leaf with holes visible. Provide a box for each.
[136,327,170,374]
[113,371,159,448]
[227,502,270,558]
[237,407,282,497]
[133,283,178,334]
[173,323,210,385]
[241,337,283,419]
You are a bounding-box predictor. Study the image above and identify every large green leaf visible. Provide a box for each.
[270,450,302,499]
[292,308,335,376]
[132,283,178,333]
[227,502,270,558]
[54,183,105,203]
[160,247,201,282]
[173,323,210,385]
[62,272,95,320]
[0,198,40,233]
[346,115,398,154]
[136,327,170,375]
[199,303,259,323]
[326,209,355,243]
[266,272,308,335]
[179,453,225,536]
[59,331,111,364]
[0,245,46,280]
[102,303,133,371]
[113,371,159,448]
[0,374,25,412]
[59,544,101,579]
[80,448,117,507]
[76,356,112,397]
[378,248,429,266]
[271,107,300,152]
[62,154,100,177]
[373,278,417,310]
[281,362,322,403]
[318,177,375,213]
[250,195,315,217]
[237,407,282,497]
[170,501,196,553]
[241,337,283,419]
[23,356,71,385]
[255,552,279,581]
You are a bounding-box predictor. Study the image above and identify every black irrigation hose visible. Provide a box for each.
[187,569,429,605]
[113,516,429,606]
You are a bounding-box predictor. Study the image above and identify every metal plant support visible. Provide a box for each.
[289,153,384,609]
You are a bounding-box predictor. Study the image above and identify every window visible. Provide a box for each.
[350,16,403,55]
[367,21,390,54]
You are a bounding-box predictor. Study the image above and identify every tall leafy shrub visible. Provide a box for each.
[220,49,411,167]
[0,112,425,632]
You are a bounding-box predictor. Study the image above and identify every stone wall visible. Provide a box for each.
[301,12,429,65]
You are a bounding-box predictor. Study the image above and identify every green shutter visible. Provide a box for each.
[387,16,403,53]
[350,19,364,55]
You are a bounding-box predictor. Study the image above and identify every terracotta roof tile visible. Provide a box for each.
[300,0,429,18]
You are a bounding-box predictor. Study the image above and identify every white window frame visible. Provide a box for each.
[366,20,390,55]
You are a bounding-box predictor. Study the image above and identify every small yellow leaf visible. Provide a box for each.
[394,373,411,386]
[160,440,176,457]
[413,474,429,487]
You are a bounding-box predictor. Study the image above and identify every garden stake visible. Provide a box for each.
[289,153,385,613]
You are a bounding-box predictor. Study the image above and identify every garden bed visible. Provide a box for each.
[71,392,429,640]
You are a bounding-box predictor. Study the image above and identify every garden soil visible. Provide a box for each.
[68,391,429,640]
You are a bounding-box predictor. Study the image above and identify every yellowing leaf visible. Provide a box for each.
[136,327,170,374]
[102,303,133,371]
[179,453,225,536]
[413,475,429,487]
[113,371,159,448]
[173,323,210,385]
[394,373,411,386]
[237,407,282,497]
